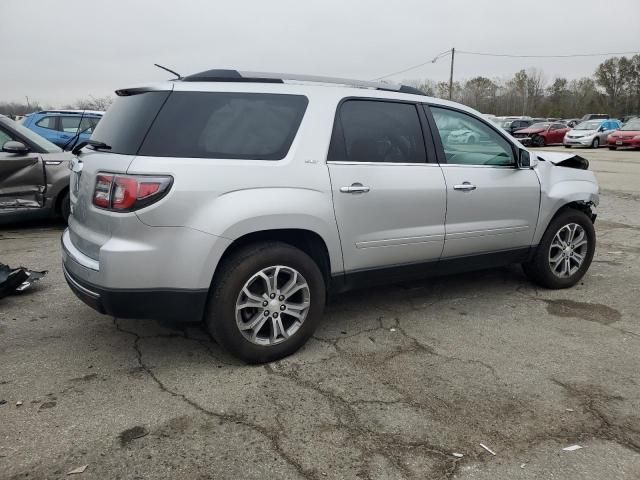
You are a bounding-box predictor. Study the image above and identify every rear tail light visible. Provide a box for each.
[92,173,172,212]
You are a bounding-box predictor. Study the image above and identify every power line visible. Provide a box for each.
[458,50,640,58]
[373,49,640,80]
[372,49,452,80]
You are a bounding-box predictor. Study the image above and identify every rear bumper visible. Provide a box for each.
[62,262,208,322]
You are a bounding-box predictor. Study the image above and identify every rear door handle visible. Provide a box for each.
[453,182,476,192]
[340,183,370,194]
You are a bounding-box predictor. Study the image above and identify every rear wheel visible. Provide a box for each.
[591,137,600,149]
[205,242,325,363]
[523,209,595,289]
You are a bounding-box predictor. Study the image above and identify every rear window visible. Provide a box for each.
[139,92,308,160]
[91,91,171,154]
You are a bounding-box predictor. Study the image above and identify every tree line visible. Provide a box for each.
[406,55,640,119]
[1,56,639,119]
[0,95,113,118]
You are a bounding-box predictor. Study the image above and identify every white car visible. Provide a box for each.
[564,119,621,148]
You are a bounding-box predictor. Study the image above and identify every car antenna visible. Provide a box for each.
[154,63,182,80]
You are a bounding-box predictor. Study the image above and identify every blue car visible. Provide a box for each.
[21,110,104,149]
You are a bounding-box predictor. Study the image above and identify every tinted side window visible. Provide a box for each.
[139,92,308,160]
[36,116,57,130]
[329,100,426,163]
[61,116,82,132]
[429,107,514,166]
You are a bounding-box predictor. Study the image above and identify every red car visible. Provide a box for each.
[512,122,571,147]
[607,119,640,150]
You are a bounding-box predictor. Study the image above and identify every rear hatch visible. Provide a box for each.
[69,87,172,260]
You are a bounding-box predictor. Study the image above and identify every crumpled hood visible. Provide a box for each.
[535,151,589,170]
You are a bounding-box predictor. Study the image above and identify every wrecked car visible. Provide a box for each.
[0,114,74,224]
[62,69,599,363]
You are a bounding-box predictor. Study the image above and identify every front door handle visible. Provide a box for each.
[340,183,370,194]
[453,182,476,192]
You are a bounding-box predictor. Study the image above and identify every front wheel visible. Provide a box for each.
[523,209,595,289]
[205,242,325,363]
[533,135,545,147]
[60,191,71,224]
[591,137,600,149]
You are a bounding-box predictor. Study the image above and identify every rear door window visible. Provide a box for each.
[328,100,426,163]
[139,92,308,160]
[36,116,58,130]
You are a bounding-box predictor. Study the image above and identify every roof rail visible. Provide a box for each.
[180,69,427,96]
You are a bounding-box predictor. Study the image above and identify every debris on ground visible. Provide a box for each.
[118,425,149,446]
[479,443,496,455]
[452,452,464,458]
[0,263,47,298]
[389,328,396,332]
[15,401,23,407]
[565,408,574,412]
[563,445,583,451]
[67,465,88,475]
[0,400,7,406]
[520,463,526,469]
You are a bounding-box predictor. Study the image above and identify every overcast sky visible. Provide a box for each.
[2,0,639,105]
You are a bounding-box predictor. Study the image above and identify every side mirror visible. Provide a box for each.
[518,149,532,168]
[2,141,30,154]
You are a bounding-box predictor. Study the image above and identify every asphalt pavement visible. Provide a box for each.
[1,147,639,479]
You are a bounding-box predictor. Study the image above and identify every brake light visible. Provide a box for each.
[92,174,172,211]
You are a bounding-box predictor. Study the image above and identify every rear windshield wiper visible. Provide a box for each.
[72,140,112,156]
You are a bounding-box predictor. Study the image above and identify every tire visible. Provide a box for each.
[533,135,545,147]
[591,137,600,149]
[522,209,595,289]
[60,191,71,224]
[564,145,571,148]
[205,242,325,363]
[608,146,617,150]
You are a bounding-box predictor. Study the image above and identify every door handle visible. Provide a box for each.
[340,183,370,194]
[453,182,476,191]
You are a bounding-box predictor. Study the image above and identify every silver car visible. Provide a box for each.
[62,70,599,363]
[563,119,621,148]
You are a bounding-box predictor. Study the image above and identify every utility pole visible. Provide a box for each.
[25,96,30,110]
[448,48,455,100]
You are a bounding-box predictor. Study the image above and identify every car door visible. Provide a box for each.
[0,127,46,212]
[327,99,446,273]
[426,106,540,259]
[29,115,62,145]
[600,121,616,143]
[549,123,567,144]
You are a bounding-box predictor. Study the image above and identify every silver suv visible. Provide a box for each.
[62,70,599,363]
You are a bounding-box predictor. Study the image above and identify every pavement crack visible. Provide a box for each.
[112,318,315,480]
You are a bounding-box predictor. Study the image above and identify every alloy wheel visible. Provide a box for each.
[235,265,311,346]
[548,223,588,278]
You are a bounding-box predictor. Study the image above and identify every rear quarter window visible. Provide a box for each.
[139,92,308,160]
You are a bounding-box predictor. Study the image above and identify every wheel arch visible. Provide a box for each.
[209,228,334,292]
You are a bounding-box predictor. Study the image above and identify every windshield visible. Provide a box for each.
[1,117,62,153]
[530,123,550,129]
[621,120,640,131]
[575,121,601,130]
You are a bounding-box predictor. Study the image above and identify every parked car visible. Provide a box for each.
[621,115,639,125]
[0,115,73,224]
[512,122,571,147]
[580,113,609,121]
[607,118,640,150]
[564,119,621,148]
[21,110,104,149]
[499,120,533,135]
[62,69,599,363]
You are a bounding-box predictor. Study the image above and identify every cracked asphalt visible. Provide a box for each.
[1,148,639,479]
